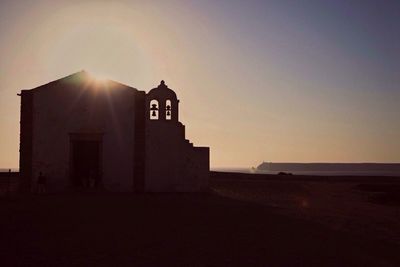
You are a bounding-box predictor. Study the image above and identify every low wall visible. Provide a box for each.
[0,172,20,196]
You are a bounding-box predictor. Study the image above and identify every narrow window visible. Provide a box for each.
[150,100,159,120]
[166,100,172,120]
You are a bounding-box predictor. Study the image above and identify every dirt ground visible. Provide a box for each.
[1,174,400,266]
[211,173,400,245]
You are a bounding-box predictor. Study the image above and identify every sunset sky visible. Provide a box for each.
[0,0,399,168]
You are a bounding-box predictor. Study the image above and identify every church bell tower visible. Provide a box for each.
[144,80,209,192]
[146,80,179,122]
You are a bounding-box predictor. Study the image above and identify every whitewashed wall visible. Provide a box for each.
[31,78,137,191]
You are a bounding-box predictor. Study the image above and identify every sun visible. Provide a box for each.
[86,70,110,83]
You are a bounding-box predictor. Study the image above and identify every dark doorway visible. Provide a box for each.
[71,140,101,188]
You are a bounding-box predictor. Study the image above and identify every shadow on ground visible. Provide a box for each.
[1,191,399,266]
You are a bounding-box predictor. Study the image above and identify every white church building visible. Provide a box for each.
[19,71,209,192]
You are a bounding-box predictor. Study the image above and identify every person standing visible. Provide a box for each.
[89,170,96,189]
[37,172,46,194]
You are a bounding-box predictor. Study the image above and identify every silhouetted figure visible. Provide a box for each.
[83,174,89,188]
[37,172,46,194]
[89,170,96,189]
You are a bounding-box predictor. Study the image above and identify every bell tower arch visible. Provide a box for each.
[146,80,179,122]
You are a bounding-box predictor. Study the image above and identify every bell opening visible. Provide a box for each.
[166,100,172,120]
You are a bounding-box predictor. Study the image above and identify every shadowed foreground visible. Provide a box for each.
[211,172,400,245]
[1,190,399,266]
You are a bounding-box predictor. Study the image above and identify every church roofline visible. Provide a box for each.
[21,70,142,93]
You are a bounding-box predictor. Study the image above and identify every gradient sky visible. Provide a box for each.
[0,0,399,168]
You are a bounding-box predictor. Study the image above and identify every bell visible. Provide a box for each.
[166,105,171,111]
[152,110,156,117]
[167,110,171,116]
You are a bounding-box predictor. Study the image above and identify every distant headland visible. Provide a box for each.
[257,162,400,176]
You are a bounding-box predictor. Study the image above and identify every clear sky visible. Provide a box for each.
[0,0,399,168]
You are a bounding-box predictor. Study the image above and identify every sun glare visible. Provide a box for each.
[87,71,110,83]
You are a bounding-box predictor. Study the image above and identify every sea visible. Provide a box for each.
[0,168,19,172]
